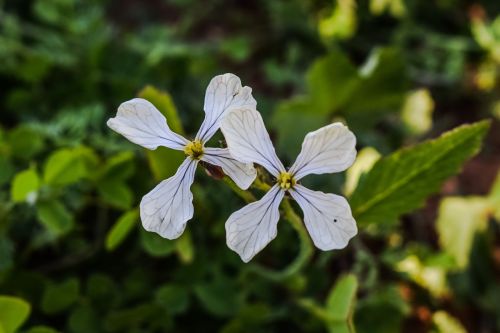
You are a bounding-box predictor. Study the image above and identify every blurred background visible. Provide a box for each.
[0,0,499,332]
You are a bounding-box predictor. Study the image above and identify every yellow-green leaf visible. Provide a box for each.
[106,210,139,251]
[0,295,31,333]
[11,168,40,203]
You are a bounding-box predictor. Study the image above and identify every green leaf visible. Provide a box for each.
[36,200,74,236]
[68,305,100,333]
[306,50,359,114]
[43,147,98,186]
[106,209,139,251]
[350,120,490,227]
[99,151,135,181]
[355,286,410,333]
[155,284,189,315]
[41,278,80,314]
[11,168,40,203]
[140,229,176,257]
[436,197,491,269]
[345,48,408,116]
[0,296,31,333]
[97,179,133,210]
[194,280,241,317]
[7,125,44,160]
[326,274,358,322]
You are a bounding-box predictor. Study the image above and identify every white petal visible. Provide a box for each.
[220,108,285,177]
[140,158,197,239]
[107,98,188,150]
[201,148,257,189]
[196,73,257,142]
[226,185,285,262]
[290,184,357,250]
[289,122,356,180]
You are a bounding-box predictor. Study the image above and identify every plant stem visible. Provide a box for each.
[223,176,256,203]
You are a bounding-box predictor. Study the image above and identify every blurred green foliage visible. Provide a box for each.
[0,0,499,332]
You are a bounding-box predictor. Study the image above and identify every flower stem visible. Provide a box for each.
[223,176,256,203]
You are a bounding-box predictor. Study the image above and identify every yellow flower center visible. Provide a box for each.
[277,172,295,190]
[184,140,204,159]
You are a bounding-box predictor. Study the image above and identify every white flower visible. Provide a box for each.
[107,74,257,239]
[220,108,358,262]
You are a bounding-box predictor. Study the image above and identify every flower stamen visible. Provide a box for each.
[277,172,295,190]
[184,140,204,160]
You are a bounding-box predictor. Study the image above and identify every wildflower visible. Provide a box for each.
[220,108,357,262]
[107,74,257,239]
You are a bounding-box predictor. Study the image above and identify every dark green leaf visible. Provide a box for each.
[36,200,74,236]
[41,278,80,314]
[350,120,490,227]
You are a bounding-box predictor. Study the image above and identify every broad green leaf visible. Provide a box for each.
[106,209,138,251]
[0,296,31,333]
[432,311,467,333]
[86,274,117,304]
[104,304,167,331]
[326,274,358,322]
[41,278,80,314]
[7,125,44,160]
[401,89,434,135]
[220,304,272,333]
[98,151,135,181]
[194,280,241,317]
[155,284,189,315]
[68,305,100,333]
[36,200,73,236]
[344,147,381,196]
[436,197,491,269]
[43,147,98,186]
[346,48,408,117]
[350,120,490,227]
[355,286,410,333]
[97,179,133,210]
[11,168,40,203]
[140,229,176,257]
[306,50,359,114]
